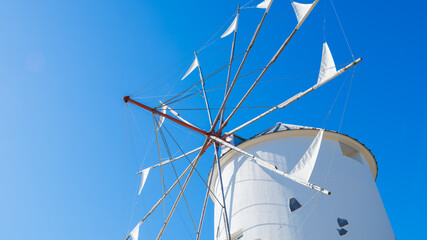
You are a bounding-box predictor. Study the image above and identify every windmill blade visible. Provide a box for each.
[219,0,320,133]
[130,139,210,236]
[221,6,240,125]
[210,0,274,134]
[227,57,362,135]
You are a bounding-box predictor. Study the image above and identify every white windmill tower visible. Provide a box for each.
[123,0,395,239]
[211,124,395,239]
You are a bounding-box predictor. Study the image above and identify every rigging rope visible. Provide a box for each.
[152,114,167,223]
[322,0,327,42]
[323,66,356,187]
[128,105,157,171]
[124,104,127,238]
[155,116,198,232]
[329,0,355,60]
[132,9,238,99]
[166,194,195,239]
[197,0,255,52]
[168,105,276,111]
[197,12,237,53]
[268,190,321,239]
[322,71,350,128]
[131,52,193,97]
[290,67,357,240]
[242,0,256,8]
[161,57,349,112]
[159,117,224,207]
[133,62,348,104]
[158,51,246,108]
[128,112,141,169]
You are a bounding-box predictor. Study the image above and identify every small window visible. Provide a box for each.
[339,142,363,164]
[337,228,348,236]
[337,218,349,227]
[289,198,302,212]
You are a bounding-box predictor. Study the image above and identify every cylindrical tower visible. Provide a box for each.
[210,123,394,240]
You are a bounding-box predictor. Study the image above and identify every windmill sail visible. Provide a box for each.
[257,0,273,10]
[181,57,199,80]
[157,104,167,129]
[221,15,238,38]
[129,222,141,240]
[291,1,314,23]
[318,42,337,84]
[138,168,150,195]
[288,129,324,182]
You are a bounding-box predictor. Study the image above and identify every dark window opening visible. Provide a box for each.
[339,142,363,164]
[289,197,302,212]
[337,218,349,227]
[337,228,348,236]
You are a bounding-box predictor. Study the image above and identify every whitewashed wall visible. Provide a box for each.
[211,130,394,240]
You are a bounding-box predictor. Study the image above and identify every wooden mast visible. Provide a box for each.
[219,0,320,133]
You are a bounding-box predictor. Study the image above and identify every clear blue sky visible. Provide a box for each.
[1,0,426,239]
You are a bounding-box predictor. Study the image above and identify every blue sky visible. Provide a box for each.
[1,0,426,239]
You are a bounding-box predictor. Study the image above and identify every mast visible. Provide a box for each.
[125,139,211,240]
[195,159,217,240]
[123,96,209,137]
[195,50,232,238]
[213,143,232,240]
[195,52,214,125]
[221,5,240,126]
[227,58,362,135]
[211,0,274,135]
[155,138,211,240]
[219,0,319,133]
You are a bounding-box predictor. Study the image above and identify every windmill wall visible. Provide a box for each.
[210,129,394,240]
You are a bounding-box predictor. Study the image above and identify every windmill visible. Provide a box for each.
[123,1,395,239]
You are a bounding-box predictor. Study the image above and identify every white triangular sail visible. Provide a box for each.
[181,57,199,80]
[138,168,150,195]
[221,15,238,38]
[317,42,337,84]
[166,105,179,116]
[288,129,324,183]
[157,104,167,129]
[159,100,195,127]
[291,1,313,23]
[129,222,141,240]
[257,0,273,10]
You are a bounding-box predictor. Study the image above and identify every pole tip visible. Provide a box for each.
[123,96,130,103]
